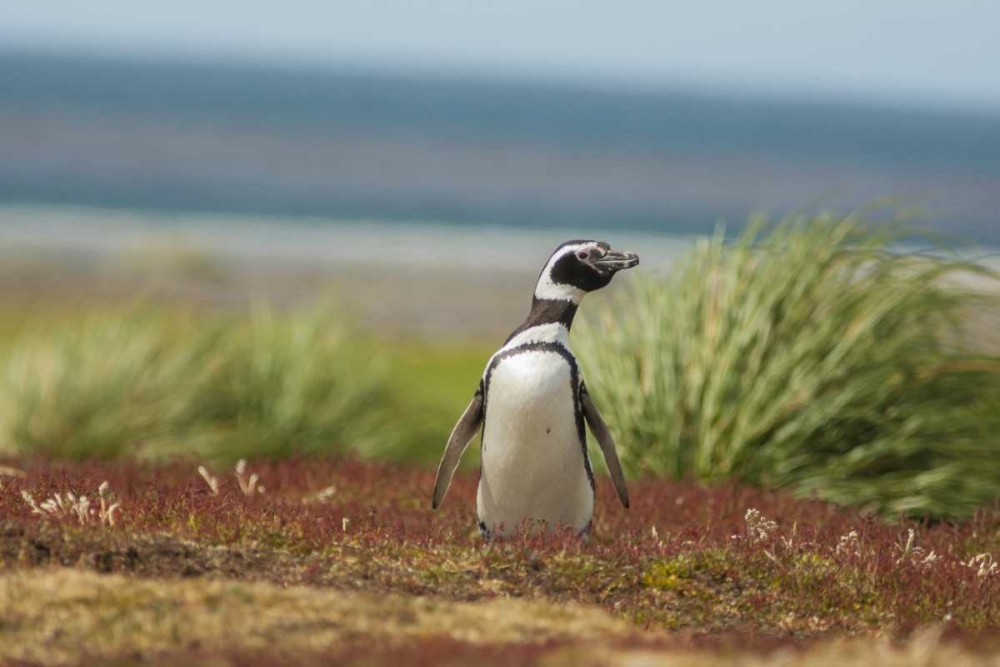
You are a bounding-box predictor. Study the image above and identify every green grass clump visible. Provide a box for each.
[577,213,1000,518]
[0,305,401,462]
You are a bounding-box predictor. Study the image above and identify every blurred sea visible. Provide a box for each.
[2,48,1000,254]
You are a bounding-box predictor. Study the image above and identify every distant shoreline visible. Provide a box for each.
[2,204,997,343]
[0,205,692,340]
[0,204,697,273]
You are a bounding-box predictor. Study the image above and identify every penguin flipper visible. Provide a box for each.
[431,388,484,510]
[581,385,630,509]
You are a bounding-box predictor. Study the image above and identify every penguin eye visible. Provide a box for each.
[576,250,590,261]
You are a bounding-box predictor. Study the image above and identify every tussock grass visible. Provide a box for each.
[0,305,400,462]
[577,214,1000,518]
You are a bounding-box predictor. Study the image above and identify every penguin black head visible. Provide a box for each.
[534,240,639,303]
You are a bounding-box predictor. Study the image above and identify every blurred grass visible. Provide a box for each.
[3,213,1000,518]
[383,340,487,466]
[577,213,1000,518]
[0,303,488,465]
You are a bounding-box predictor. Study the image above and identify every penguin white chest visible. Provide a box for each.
[478,349,593,537]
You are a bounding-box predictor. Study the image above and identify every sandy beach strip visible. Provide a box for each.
[1,204,997,342]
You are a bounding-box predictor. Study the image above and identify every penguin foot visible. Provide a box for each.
[477,520,492,542]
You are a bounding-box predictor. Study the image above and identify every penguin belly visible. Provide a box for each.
[477,349,593,538]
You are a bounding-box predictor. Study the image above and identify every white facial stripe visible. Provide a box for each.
[534,282,583,303]
[533,243,597,303]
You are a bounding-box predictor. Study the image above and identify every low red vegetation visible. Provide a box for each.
[2,457,998,638]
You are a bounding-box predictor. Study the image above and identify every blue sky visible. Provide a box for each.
[3,1,999,111]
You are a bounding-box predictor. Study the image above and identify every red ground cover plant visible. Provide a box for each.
[1,457,998,638]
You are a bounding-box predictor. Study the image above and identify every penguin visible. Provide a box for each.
[431,240,637,539]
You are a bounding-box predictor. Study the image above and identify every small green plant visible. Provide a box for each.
[0,305,402,463]
[577,213,1000,518]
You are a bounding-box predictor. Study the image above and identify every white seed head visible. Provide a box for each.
[744,508,778,544]
[198,466,220,494]
[313,485,337,502]
[966,553,997,578]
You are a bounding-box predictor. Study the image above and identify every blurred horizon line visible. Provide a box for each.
[5,43,1000,120]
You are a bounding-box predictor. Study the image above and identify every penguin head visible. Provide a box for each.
[535,240,639,302]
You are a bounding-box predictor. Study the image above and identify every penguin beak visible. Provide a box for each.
[593,250,639,273]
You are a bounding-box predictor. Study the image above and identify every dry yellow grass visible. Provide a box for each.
[2,569,998,666]
[609,631,1000,666]
[0,568,631,664]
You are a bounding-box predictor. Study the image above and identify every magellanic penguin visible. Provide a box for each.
[431,240,637,539]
